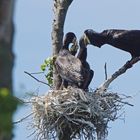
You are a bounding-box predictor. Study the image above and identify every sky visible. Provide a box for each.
[13,0,140,140]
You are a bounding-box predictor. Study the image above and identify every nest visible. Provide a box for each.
[30,87,131,140]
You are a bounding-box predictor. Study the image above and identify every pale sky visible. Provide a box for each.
[13,0,140,139]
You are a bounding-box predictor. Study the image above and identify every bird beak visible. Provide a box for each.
[70,37,79,52]
[83,33,91,46]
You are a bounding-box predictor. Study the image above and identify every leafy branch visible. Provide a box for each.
[41,56,57,87]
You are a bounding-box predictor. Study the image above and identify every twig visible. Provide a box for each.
[30,72,44,75]
[14,96,25,104]
[104,62,108,80]
[13,97,35,104]
[116,99,134,106]
[96,57,140,95]
[13,113,34,124]
[72,118,95,128]
[24,71,52,88]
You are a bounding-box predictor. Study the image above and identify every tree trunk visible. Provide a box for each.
[52,0,73,90]
[0,0,15,140]
[51,0,74,139]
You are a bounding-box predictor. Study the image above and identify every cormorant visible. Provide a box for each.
[55,32,84,89]
[77,35,94,90]
[84,29,140,59]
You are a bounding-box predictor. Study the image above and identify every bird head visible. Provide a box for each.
[69,43,79,56]
[63,32,77,46]
[84,29,105,48]
[63,32,79,55]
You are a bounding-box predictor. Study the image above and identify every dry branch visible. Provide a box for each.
[95,57,140,95]
[104,63,108,80]
[24,71,51,88]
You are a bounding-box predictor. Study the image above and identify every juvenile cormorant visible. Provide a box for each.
[77,35,94,90]
[62,33,79,88]
[55,32,84,89]
[84,29,140,58]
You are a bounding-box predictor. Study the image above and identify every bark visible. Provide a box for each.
[51,0,74,139]
[0,0,15,139]
[52,0,73,90]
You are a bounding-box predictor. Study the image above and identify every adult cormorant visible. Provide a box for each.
[55,32,84,89]
[77,35,94,90]
[84,29,140,58]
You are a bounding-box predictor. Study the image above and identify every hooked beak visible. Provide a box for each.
[70,37,79,52]
[83,33,91,45]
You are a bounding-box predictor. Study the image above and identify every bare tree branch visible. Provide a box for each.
[24,71,52,88]
[13,113,34,124]
[104,62,107,80]
[95,57,140,95]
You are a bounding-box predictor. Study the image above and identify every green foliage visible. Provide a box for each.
[0,88,18,113]
[0,88,19,134]
[41,56,56,86]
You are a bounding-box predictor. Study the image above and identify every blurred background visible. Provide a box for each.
[5,0,140,139]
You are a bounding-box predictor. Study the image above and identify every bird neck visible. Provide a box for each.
[62,44,69,50]
[70,50,77,56]
[96,33,107,47]
[89,32,106,48]
[77,46,87,62]
[59,44,70,56]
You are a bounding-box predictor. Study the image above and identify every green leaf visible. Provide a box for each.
[41,64,46,71]
[41,56,56,86]
[0,88,9,97]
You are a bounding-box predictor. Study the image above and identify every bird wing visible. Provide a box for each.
[112,30,140,47]
[108,30,140,40]
[55,54,84,83]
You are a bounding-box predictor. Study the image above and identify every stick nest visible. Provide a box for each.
[30,87,131,140]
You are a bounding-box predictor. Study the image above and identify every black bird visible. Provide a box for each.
[62,33,79,88]
[77,35,94,90]
[84,29,140,59]
[55,32,83,89]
